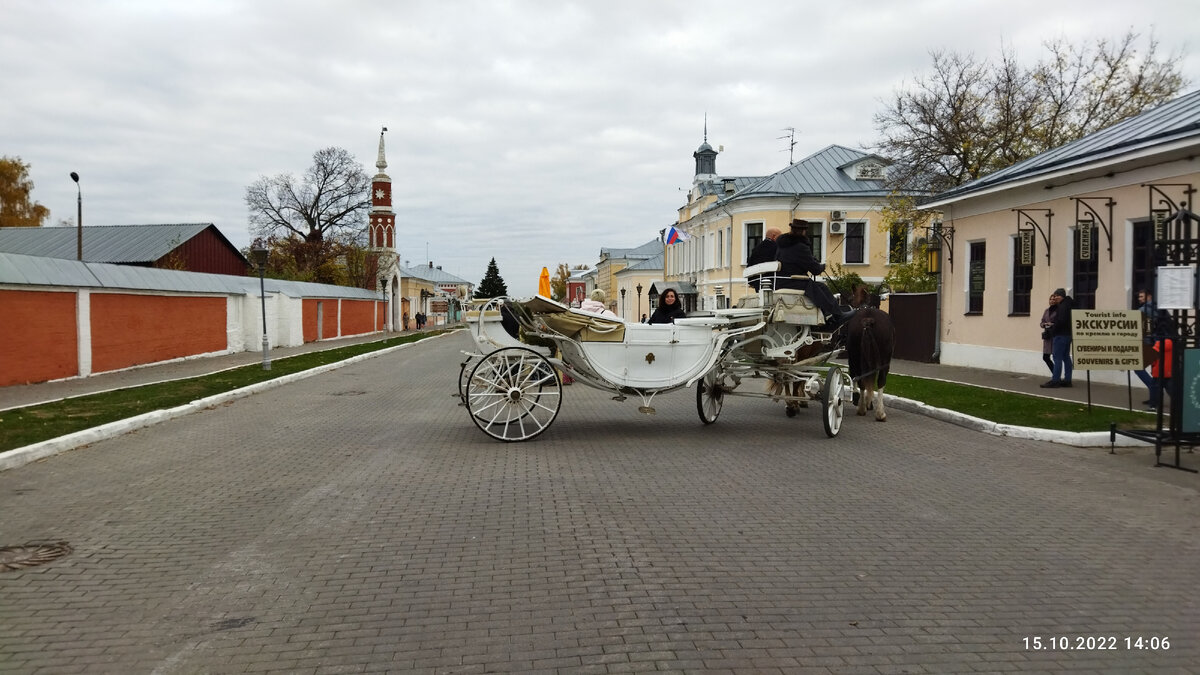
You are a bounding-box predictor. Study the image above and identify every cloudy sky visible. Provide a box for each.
[4,0,1199,296]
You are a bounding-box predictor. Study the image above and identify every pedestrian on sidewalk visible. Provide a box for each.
[1041,288,1074,388]
[1039,293,1059,373]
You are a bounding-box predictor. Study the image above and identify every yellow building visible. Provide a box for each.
[922,90,1200,384]
[665,140,926,310]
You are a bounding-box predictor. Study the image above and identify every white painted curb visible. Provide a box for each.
[0,333,453,473]
[884,395,1151,448]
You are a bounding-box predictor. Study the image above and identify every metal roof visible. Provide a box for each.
[0,251,380,300]
[600,239,663,260]
[737,145,891,197]
[0,223,244,264]
[400,264,471,285]
[929,89,1200,205]
[618,253,664,273]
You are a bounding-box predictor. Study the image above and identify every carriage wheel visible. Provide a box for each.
[466,348,561,442]
[696,368,724,425]
[821,367,845,438]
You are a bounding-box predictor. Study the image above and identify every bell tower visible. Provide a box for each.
[369,126,395,250]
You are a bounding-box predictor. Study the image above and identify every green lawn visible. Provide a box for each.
[0,330,1157,454]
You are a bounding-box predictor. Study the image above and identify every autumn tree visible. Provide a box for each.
[245,147,372,277]
[0,156,50,228]
[474,258,508,299]
[874,31,1185,191]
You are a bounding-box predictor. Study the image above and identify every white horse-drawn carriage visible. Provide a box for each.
[458,262,855,442]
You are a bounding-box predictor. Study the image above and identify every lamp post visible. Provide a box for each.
[251,243,271,370]
[636,283,643,319]
[380,277,390,331]
[69,172,82,260]
[620,288,626,318]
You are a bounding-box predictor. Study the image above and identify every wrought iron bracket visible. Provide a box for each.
[922,222,955,273]
[1013,209,1052,265]
[1071,197,1115,262]
[1143,183,1195,240]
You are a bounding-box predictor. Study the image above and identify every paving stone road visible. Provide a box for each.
[1,331,1198,674]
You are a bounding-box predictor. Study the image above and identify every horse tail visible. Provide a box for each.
[861,315,881,387]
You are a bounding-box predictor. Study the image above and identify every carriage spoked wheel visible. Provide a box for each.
[820,367,845,438]
[466,347,562,442]
[695,368,725,425]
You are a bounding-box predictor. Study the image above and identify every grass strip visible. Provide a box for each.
[0,331,446,453]
[885,373,1158,433]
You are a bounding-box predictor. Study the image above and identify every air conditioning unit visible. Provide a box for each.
[829,221,846,234]
[830,210,846,220]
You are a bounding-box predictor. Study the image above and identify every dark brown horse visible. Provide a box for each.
[846,285,895,421]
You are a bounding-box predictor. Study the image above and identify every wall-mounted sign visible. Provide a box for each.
[1077,222,1093,261]
[1019,230,1033,266]
[1157,265,1196,309]
[1152,209,1170,240]
[1071,309,1143,370]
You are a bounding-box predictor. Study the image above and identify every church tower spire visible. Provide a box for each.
[369,126,395,250]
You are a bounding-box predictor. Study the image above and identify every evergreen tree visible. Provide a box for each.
[475,257,509,298]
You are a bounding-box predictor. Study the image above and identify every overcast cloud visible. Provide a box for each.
[3,0,1199,296]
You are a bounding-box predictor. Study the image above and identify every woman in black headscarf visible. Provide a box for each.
[648,288,687,324]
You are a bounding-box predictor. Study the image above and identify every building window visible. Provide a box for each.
[745,222,763,262]
[968,241,986,314]
[1073,226,1098,309]
[845,220,866,264]
[1131,220,1154,302]
[717,229,724,268]
[1011,235,1033,316]
[888,222,909,264]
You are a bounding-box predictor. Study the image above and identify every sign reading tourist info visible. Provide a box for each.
[1071,309,1144,370]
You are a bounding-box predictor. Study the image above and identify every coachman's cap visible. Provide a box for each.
[1052,288,1067,297]
[790,219,814,231]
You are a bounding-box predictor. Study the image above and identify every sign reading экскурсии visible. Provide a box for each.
[1071,309,1143,370]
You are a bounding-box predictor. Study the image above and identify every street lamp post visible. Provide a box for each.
[620,288,626,318]
[251,244,271,370]
[69,172,82,260]
[636,283,643,319]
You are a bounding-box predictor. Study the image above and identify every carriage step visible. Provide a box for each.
[637,406,657,415]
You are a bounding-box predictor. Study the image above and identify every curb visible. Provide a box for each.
[0,333,451,473]
[884,395,1150,448]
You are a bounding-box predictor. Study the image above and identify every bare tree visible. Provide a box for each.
[875,31,1186,191]
[245,147,371,243]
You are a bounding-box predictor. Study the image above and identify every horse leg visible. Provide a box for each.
[874,368,889,421]
[856,378,873,416]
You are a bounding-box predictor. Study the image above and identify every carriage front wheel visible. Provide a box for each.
[821,367,845,438]
[465,347,561,442]
[695,368,724,425]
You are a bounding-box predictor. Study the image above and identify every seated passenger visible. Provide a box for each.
[648,288,687,324]
[746,227,781,290]
[579,289,618,317]
[775,219,855,328]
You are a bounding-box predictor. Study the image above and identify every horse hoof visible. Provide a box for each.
[785,407,797,418]
[875,416,887,422]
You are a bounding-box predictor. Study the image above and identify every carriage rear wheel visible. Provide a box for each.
[466,347,561,442]
[696,368,724,425]
[821,367,845,438]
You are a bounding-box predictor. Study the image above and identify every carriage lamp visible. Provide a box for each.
[636,283,643,318]
[620,288,626,317]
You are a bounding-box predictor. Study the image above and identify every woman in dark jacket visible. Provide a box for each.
[648,288,687,324]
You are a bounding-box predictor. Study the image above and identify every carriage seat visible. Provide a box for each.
[537,307,627,342]
[771,290,822,325]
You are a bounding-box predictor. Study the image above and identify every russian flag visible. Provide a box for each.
[664,226,690,245]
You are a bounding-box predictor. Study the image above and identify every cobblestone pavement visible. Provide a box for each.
[1,332,1198,674]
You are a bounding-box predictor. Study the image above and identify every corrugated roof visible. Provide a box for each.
[0,251,380,300]
[738,145,891,197]
[0,223,239,263]
[930,89,1200,204]
[619,253,664,272]
[400,264,471,285]
[600,239,663,260]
